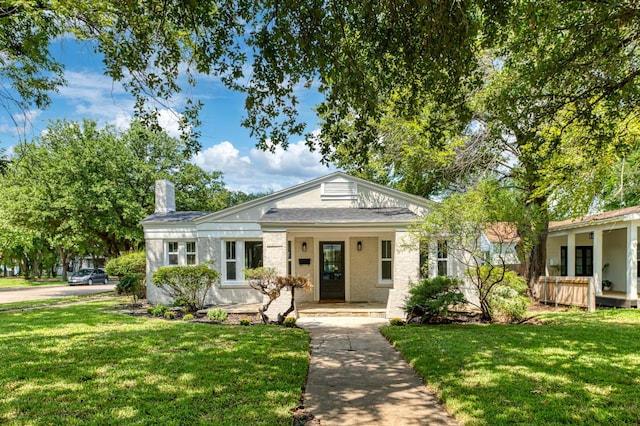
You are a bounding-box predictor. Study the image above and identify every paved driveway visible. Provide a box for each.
[0,283,116,304]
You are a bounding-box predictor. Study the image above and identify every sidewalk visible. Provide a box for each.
[297,317,457,426]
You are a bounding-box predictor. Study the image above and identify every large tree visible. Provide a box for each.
[0,119,234,276]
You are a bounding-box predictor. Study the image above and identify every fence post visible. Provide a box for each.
[555,277,559,307]
[543,276,547,304]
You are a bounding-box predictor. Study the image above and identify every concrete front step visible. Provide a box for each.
[297,302,387,318]
[298,311,387,318]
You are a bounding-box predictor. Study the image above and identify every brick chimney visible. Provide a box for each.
[155,180,176,213]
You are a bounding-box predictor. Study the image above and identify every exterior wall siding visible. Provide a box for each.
[386,231,419,318]
[349,237,389,302]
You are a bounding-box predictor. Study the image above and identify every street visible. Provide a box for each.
[0,283,116,304]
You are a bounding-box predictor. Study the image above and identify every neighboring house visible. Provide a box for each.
[481,222,523,274]
[545,206,640,307]
[142,172,464,318]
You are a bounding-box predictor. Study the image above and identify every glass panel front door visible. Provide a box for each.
[320,242,345,300]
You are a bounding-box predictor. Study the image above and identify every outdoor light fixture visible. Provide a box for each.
[357,241,363,251]
[302,242,307,252]
[589,232,594,240]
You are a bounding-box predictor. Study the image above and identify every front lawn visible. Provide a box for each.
[0,277,67,288]
[382,309,640,425]
[0,299,310,425]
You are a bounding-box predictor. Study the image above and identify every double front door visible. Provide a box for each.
[320,241,345,300]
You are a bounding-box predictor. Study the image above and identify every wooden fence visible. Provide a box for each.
[535,276,595,312]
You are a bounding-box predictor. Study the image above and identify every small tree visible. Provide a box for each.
[473,266,529,322]
[152,264,219,312]
[244,267,312,324]
[105,251,146,303]
[404,276,465,323]
[412,179,525,322]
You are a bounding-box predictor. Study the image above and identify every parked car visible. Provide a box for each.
[68,269,109,286]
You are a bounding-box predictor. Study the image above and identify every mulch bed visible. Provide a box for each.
[113,302,263,325]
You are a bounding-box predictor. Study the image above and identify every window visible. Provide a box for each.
[186,242,196,265]
[223,240,263,283]
[575,246,593,276]
[166,241,196,266]
[225,241,237,281]
[168,242,179,265]
[381,240,392,281]
[419,241,429,279]
[244,241,263,269]
[437,240,448,276]
[560,246,567,276]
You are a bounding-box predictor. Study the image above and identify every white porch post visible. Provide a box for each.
[593,229,603,297]
[386,230,419,319]
[567,233,576,276]
[627,223,638,302]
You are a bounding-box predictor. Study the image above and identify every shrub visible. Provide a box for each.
[183,314,194,321]
[152,265,219,313]
[239,318,251,326]
[206,308,228,322]
[106,252,146,300]
[389,318,406,326]
[487,270,529,323]
[404,276,465,323]
[283,316,297,327]
[164,311,175,320]
[115,275,143,301]
[149,303,167,317]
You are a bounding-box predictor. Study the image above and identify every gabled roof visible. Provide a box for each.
[190,171,431,223]
[259,207,417,225]
[549,206,640,231]
[141,211,211,224]
[484,222,520,243]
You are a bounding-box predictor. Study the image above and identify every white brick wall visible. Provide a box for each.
[386,231,419,319]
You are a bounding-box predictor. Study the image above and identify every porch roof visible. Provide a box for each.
[549,206,640,231]
[259,207,417,225]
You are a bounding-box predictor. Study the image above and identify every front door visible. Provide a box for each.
[320,242,345,300]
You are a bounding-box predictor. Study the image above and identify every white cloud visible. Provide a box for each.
[192,139,335,193]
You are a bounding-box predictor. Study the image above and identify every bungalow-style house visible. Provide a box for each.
[545,206,640,308]
[142,172,464,318]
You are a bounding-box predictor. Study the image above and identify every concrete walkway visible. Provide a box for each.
[297,317,457,426]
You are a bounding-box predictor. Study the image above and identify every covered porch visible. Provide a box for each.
[544,207,640,309]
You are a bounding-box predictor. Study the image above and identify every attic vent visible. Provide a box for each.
[321,181,358,200]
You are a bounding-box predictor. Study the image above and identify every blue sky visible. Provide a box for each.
[0,39,336,193]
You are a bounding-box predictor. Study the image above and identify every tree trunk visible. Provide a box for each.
[525,198,549,299]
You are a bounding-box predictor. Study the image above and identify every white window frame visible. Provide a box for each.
[378,239,393,286]
[221,240,264,286]
[165,241,197,266]
[437,240,449,276]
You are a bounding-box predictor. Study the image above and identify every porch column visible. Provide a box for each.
[387,230,419,319]
[263,230,296,318]
[593,229,603,297]
[567,233,576,276]
[627,223,638,302]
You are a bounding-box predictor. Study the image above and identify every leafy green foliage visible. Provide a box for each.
[152,265,219,313]
[239,318,251,326]
[481,267,529,323]
[148,303,167,317]
[283,317,296,328]
[115,275,143,303]
[405,276,465,324]
[182,313,194,321]
[163,311,175,320]
[206,308,228,322]
[388,318,406,326]
[105,251,146,278]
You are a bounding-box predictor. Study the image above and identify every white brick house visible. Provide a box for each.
[142,172,459,318]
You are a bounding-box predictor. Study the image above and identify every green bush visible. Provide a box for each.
[283,316,296,327]
[164,311,175,320]
[149,303,167,317]
[404,276,465,323]
[115,275,143,301]
[239,318,251,326]
[389,318,406,326]
[152,265,219,313]
[206,308,228,322]
[487,269,529,322]
[106,252,146,300]
[183,314,194,321]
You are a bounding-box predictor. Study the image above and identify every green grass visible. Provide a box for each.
[0,277,67,288]
[0,299,310,425]
[382,309,640,425]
